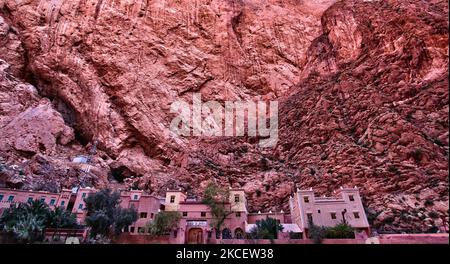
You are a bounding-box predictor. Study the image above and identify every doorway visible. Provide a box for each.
[187,228,203,244]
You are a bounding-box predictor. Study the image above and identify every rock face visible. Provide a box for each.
[0,0,448,233]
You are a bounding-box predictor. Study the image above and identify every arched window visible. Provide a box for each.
[222,228,232,239]
[234,228,244,239]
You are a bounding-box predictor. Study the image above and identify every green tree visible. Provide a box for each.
[202,182,233,237]
[84,188,137,238]
[114,207,138,236]
[249,217,284,243]
[146,211,181,236]
[307,219,327,244]
[47,206,78,240]
[0,200,50,243]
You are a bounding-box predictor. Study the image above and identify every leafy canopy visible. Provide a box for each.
[202,182,233,233]
[84,188,137,238]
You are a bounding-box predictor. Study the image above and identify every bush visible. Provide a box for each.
[307,219,327,244]
[424,199,434,207]
[249,217,284,242]
[325,223,355,239]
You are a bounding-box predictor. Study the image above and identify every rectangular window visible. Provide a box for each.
[27,197,33,203]
[82,193,86,198]
[49,199,56,206]
[40,197,46,203]
[201,212,206,217]
[174,230,178,238]
[236,212,241,217]
[353,212,360,219]
[0,194,4,201]
[234,195,240,203]
[140,212,148,218]
[318,209,321,214]
[8,195,14,202]
[182,212,188,217]
[150,213,154,219]
[78,204,83,209]
[307,213,313,223]
[170,195,175,203]
[130,227,135,233]
[349,195,355,202]
[331,212,337,219]
[133,195,139,200]
[61,201,65,206]
[303,196,310,203]
[137,227,144,233]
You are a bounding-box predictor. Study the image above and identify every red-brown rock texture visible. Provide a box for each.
[0,0,448,233]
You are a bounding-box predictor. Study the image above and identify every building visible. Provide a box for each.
[119,190,163,234]
[0,187,163,235]
[164,189,251,244]
[289,187,370,237]
[164,188,302,244]
[0,188,72,214]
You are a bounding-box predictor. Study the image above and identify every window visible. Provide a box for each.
[0,194,4,201]
[61,201,65,206]
[182,212,188,217]
[8,195,14,202]
[318,209,321,214]
[130,227,135,233]
[78,204,83,210]
[307,213,313,223]
[150,213,154,219]
[173,230,178,238]
[82,193,87,198]
[27,197,33,203]
[303,196,310,203]
[133,195,139,200]
[49,199,56,206]
[236,212,241,217]
[140,212,148,218]
[353,212,360,219]
[234,195,240,203]
[331,212,337,219]
[349,195,355,202]
[137,227,145,233]
[201,212,206,217]
[170,195,175,203]
[40,197,46,203]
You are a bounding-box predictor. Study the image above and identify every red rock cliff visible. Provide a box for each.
[0,0,448,232]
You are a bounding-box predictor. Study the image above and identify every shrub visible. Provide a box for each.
[428,211,439,219]
[325,222,355,239]
[307,219,327,244]
[424,199,434,207]
[249,217,284,242]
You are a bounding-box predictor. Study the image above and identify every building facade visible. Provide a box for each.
[289,187,370,237]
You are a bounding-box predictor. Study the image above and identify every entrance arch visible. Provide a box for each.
[187,228,203,244]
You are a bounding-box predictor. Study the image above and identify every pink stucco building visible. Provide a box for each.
[163,189,302,244]
[0,187,72,214]
[289,187,371,237]
[1,185,372,243]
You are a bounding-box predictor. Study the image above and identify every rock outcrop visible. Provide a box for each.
[0,0,448,232]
